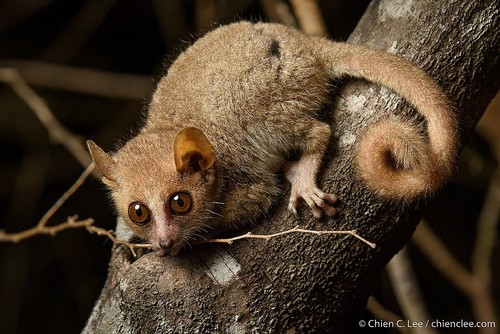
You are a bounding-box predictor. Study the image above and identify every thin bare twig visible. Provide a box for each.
[77,224,377,257]
[84,224,153,257]
[469,151,500,331]
[0,214,145,256]
[1,222,376,257]
[199,225,376,248]
[88,222,377,258]
[0,215,95,242]
[41,163,95,228]
[2,204,376,257]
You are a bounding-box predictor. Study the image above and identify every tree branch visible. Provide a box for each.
[84,1,499,332]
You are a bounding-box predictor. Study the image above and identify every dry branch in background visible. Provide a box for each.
[194,0,255,32]
[471,165,500,294]
[259,0,297,27]
[0,59,152,99]
[0,68,93,169]
[289,0,327,36]
[195,0,217,31]
[0,164,95,243]
[367,297,409,334]
[413,221,498,333]
[386,248,438,334]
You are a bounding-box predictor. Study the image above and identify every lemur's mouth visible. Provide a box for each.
[157,239,183,257]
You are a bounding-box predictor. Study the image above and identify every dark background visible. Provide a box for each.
[0,1,498,333]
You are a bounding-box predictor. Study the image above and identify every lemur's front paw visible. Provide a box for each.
[288,186,338,218]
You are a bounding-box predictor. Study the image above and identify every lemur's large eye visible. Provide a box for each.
[128,202,151,225]
[169,192,192,215]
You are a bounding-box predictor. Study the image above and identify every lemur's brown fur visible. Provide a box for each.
[88,22,457,255]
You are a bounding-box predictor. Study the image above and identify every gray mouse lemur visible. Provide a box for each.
[88,22,457,256]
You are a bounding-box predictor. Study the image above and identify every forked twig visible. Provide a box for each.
[0,164,95,243]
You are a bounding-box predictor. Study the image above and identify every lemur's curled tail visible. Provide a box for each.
[318,41,457,200]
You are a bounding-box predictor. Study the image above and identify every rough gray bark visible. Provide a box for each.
[84,0,499,333]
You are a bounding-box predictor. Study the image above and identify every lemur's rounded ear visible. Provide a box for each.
[87,140,118,188]
[173,127,215,175]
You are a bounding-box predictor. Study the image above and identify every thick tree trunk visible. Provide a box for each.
[84,0,499,333]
